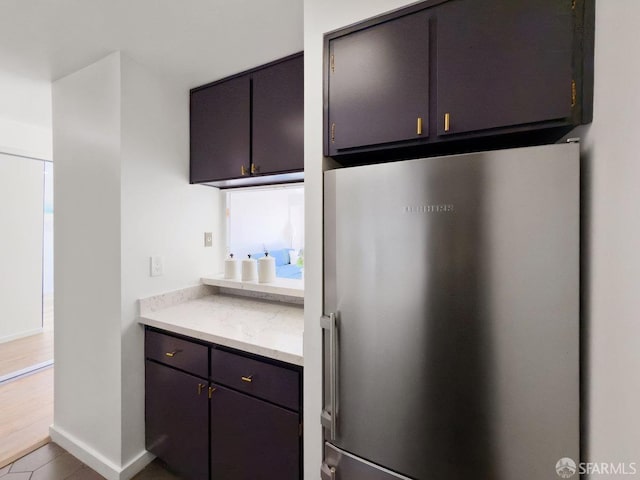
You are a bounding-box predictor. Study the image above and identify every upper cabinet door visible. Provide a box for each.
[327,11,430,155]
[190,75,250,183]
[253,55,304,176]
[436,0,574,136]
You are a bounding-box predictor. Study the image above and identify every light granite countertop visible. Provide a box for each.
[138,285,304,366]
[201,274,304,298]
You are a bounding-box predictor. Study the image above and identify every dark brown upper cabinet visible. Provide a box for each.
[324,0,594,159]
[190,53,304,186]
[253,55,304,176]
[327,10,430,156]
[190,75,250,183]
[436,0,574,136]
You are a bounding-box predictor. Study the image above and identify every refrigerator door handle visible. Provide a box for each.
[321,312,338,440]
[321,462,337,480]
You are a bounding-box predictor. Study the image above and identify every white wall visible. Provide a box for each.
[120,54,221,467]
[304,1,640,478]
[52,52,221,479]
[0,152,44,342]
[303,1,418,477]
[0,72,52,159]
[581,0,640,476]
[0,71,52,344]
[52,52,123,468]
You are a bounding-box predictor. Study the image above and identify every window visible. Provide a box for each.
[225,184,304,279]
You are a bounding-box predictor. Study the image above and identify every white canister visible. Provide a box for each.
[258,254,276,283]
[224,254,240,280]
[241,256,258,282]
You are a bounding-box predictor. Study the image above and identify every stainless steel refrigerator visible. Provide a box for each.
[321,143,580,479]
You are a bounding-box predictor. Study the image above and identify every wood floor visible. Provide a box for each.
[0,367,53,469]
[0,295,53,379]
[0,295,54,468]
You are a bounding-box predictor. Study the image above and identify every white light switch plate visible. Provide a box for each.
[204,232,213,247]
[150,256,164,277]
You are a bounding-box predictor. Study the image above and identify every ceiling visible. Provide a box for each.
[0,0,303,89]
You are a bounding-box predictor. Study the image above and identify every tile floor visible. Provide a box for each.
[0,443,181,480]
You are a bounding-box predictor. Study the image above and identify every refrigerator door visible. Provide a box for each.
[323,144,580,480]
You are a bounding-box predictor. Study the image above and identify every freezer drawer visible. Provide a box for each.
[322,443,412,480]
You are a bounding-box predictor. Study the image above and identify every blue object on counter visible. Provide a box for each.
[276,263,302,279]
[249,249,301,279]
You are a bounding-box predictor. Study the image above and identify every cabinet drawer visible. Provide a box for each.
[211,348,299,411]
[146,329,208,378]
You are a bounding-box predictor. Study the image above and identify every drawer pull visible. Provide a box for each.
[241,375,253,383]
[197,383,205,395]
[165,349,182,358]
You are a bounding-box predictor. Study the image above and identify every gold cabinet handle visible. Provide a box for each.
[417,117,423,135]
[197,383,205,395]
[208,386,216,399]
[165,349,181,358]
[251,164,259,174]
[241,165,247,176]
[241,375,253,383]
[444,113,451,132]
[331,123,336,143]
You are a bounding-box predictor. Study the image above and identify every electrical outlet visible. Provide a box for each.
[204,232,213,247]
[150,256,164,277]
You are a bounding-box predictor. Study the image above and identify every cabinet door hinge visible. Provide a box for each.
[571,79,577,108]
[330,54,335,73]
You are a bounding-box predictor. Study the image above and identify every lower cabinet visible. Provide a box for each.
[145,327,302,480]
[210,385,300,480]
[145,360,209,480]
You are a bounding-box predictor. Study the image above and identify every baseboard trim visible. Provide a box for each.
[120,449,156,480]
[49,425,155,480]
[0,327,44,345]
